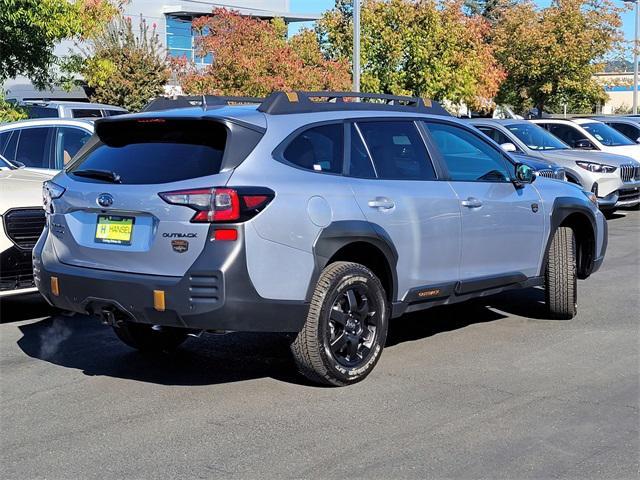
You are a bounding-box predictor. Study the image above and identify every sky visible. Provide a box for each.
[289,0,638,48]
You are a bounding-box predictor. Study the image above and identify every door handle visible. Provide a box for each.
[368,197,395,210]
[461,197,483,208]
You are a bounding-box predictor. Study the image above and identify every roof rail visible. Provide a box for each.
[142,95,264,112]
[257,91,450,116]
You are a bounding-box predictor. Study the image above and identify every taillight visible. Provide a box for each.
[159,187,273,223]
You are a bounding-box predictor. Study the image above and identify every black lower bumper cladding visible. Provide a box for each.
[34,226,308,333]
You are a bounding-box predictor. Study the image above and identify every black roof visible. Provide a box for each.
[257,91,451,116]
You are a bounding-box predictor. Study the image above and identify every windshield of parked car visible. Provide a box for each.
[581,122,635,146]
[506,123,570,151]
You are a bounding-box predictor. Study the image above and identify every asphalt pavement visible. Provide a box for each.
[1,210,638,479]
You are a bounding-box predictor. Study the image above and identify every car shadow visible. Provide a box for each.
[0,293,56,323]
[14,287,556,387]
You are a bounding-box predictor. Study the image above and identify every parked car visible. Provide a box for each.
[469,119,640,210]
[17,101,127,119]
[0,118,94,172]
[0,154,51,296]
[532,118,640,161]
[588,116,640,144]
[34,91,607,386]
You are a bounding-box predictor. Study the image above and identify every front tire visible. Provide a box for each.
[545,226,577,319]
[113,321,188,352]
[291,262,389,386]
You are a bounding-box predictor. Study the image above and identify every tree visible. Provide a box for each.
[172,8,351,96]
[463,0,517,25]
[0,0,120,88]
[493,0,623,115]
[69,16,169,112]
[317,0,505,109]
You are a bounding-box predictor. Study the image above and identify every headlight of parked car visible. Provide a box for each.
[575,161,617,173]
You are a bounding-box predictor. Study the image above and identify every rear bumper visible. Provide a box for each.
[33,226,308,332]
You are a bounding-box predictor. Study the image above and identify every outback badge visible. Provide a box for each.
[171,239,189,253]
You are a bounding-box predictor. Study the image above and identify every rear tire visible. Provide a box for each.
[545,226,577,319]
[291,262,389,386]
[113,321,188,352]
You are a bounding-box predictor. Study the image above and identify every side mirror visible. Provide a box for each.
[514,163,535,186]
[500,142,517,153]
[574,139,594,150]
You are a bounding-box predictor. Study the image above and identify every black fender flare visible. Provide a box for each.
[306,220,399,302]
[542,196,602,278]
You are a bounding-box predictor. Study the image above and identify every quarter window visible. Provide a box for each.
[356,121,436,180]
[423,122,512,182]
[282,123,343,174]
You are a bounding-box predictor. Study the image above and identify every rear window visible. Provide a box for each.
[68,119,227,184]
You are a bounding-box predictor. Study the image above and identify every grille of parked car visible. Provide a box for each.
[538,168,565,180]
[0,247,35,291]
[3,208,46,250]
[620,164,640,182]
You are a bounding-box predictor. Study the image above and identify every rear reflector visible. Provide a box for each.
[153,290,166,311]
[212,229,238,241]
[51,277,59,296]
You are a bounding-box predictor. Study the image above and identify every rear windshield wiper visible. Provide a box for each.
[72,169,121,183]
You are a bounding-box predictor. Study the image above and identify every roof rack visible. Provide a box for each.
[257,91,450,116]
[142,95,264,112]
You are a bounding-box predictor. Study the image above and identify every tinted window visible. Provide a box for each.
[609,122,640,140]
[505,123,569,150]
[55,127,92,168]
[25,106,58,118]
[71,109,103,118]
[348,124,376,178]
[14,127,52,168]
[283,123,343,173]
[424,122,511,182]
[0,132,11,155]
[476,126,517,149]
[105,110,126,117]
[69,120,227,184]
[357,121,435,180]
[545,123,589,148]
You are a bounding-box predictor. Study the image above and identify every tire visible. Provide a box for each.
[290,261,389,386]
[545,226,577,319]
[113,321,188,352]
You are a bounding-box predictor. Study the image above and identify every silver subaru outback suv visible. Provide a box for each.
[34,92,607,386]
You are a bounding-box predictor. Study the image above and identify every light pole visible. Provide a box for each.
[353,0,361,93]
[624,0,639,114]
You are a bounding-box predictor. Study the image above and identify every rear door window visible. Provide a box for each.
[282,123,343,173]
[356,121,436,180]
[68,119,228,184]
[14,127,53,168]
[347,124,376,178]
[71,109,104,118]
[2,131,19,161]
[55,127,92,168]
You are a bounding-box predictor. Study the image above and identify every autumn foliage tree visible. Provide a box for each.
[493,0,623,115]
[317,0,505,109]
[174,9,351,96]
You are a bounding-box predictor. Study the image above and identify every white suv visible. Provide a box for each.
[0,155,52,296]
[0,118,94,173]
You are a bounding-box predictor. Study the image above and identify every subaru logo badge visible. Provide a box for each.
[97,193,114,208]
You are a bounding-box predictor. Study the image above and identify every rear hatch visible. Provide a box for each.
[49,116,262,276]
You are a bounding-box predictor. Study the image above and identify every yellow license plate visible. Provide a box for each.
[95,215,134,245]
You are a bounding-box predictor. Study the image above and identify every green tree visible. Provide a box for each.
[0,0,119,88]
[70,16,169,112]
[493,0,623,115]
[172,9,350,96]
[317,0,505,109]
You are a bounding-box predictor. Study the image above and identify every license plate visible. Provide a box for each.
[95,215,135,245]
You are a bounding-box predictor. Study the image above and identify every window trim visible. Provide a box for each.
[421,119,517,184]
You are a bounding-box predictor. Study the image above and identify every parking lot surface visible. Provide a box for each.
[1,211,638,479]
